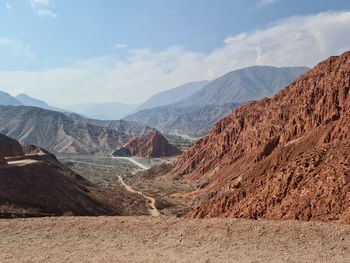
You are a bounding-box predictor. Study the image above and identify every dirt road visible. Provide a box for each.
[118,175,160,216]
[1,216,350,263]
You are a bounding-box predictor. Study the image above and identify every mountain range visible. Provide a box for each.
[0,105,150,155]
[0,91,23,106]
[15,93,64,112]
[125,66,308,137]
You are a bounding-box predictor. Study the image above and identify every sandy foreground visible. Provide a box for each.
[1,216,350,263]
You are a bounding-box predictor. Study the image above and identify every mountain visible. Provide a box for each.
[0,134,119,217]
[0,91,22,106]
[126,66,307,137]
[178,66,308,107]
[112,131,182,158]
[65,102,139,120]
[171,51,350,223]
[65,112,154,136]
[138,81,209,111]
[0,105,131,155]
[15,93,63,112]
[126,103,240,137]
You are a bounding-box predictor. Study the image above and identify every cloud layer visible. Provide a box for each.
[1,11,350,105]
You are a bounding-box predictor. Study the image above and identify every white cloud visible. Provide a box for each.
[257,0,279,8]
[0,38,37,69]
[30,0,57,18]
[114,43,129,49]
[0,11,350,105]
[31,0,53,8]
[5,2,13,9]
[37,9,56,18]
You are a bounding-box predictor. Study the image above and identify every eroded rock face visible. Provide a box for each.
[0,134,24,157]
[171,51,350,223]
[115,131,182,158]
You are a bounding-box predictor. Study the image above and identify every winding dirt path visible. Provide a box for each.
[118,175,160,217]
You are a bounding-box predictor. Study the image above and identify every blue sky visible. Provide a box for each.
[0,0,350,105]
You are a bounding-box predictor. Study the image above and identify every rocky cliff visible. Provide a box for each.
[171,51,350,223]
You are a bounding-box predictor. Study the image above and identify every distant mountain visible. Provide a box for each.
[65,102,139,120]
[112,131,182,158]
[126,66,308,137]
[125,103,240,137]
[0,105,131,155]
[0,91,22,106]
[15,93,63,112]
[138,81,209,111]
[178,66,308,107]
[65,112,155,136]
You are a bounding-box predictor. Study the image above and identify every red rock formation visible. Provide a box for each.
[171,51,350,223]
[114,131,182,158]
[0,134,24,157]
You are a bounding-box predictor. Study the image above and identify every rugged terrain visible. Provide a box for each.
[126,66,307,136]
[113,131,182,158]
[0,105,132,155]
[1,216,350,263]
[171,51,350,222]
[126,103,240,137]
[0,135,124,217]
[66,112,154,136]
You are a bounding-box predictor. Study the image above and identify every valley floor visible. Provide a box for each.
[1,216,350,263]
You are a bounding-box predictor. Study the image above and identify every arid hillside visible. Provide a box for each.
[113,131,182,157]
[172,51,350,222]
[0,135,123,217]
[0,106,131,155]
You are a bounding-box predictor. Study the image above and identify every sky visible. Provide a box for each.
[0,0,350,106]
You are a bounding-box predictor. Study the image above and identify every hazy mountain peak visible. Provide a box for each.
[138,80,210,111]
[177,66,309,107]
[0,91,23,106]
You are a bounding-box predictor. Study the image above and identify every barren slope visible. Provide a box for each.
[171,51,350,222]
[0,106,130,155]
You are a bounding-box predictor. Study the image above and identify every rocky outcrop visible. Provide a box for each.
[0,136,120,218]
[0,134,24,157]
[113,131,182,158]
[171,51,350,223]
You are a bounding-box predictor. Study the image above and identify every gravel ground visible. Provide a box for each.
[1,216,350,263]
